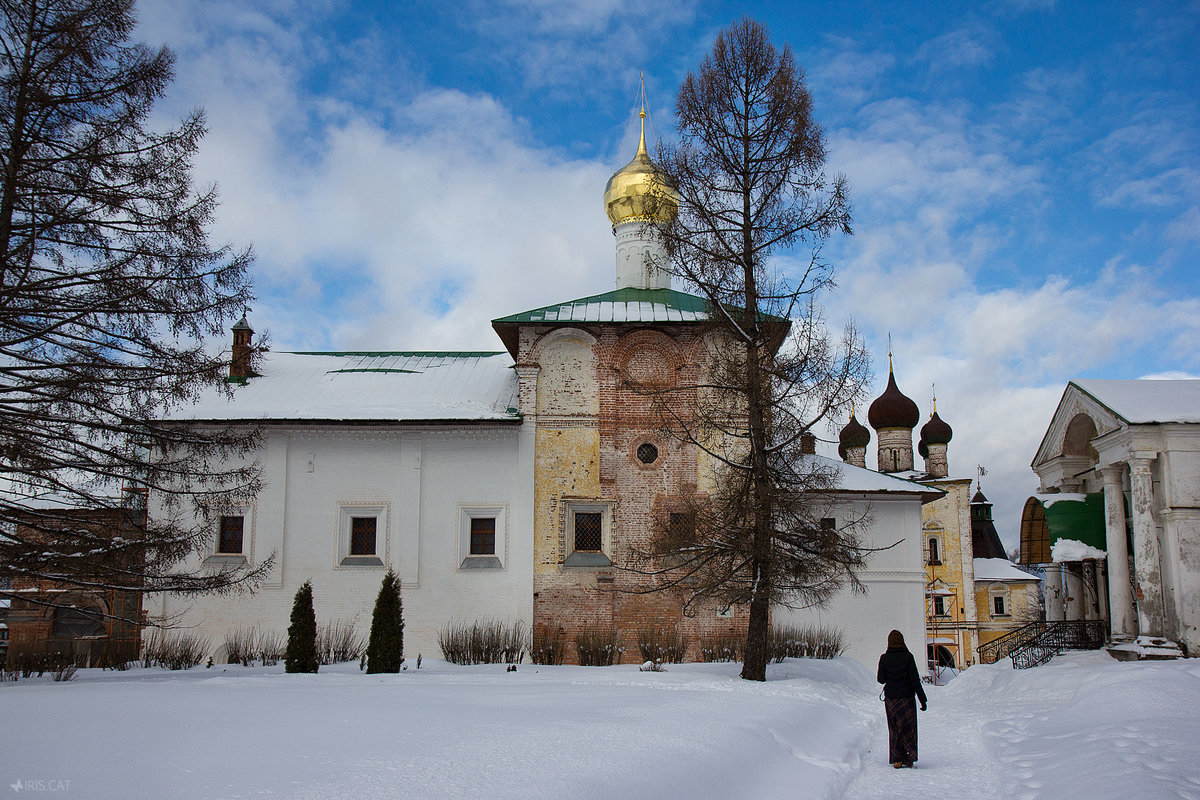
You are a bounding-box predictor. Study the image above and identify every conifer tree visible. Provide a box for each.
[365,569,404,674]
[644,18,870,681]
[284,581,318,673]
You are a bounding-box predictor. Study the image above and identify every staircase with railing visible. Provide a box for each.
[977,620,1108,669]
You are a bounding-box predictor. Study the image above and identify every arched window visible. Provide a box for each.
[927,536,941,565]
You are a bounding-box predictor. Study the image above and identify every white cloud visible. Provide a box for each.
[913,25,996,74]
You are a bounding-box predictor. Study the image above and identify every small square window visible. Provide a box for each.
[217,516,244,554]
[338,505,386,567]
[470,517,496,555]
[574,512,602,552]
[458,505,506,570]
[350,516,377,556]
[562,502,613,568]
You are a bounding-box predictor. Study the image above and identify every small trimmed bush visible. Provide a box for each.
[285,581,319,674]
[318,620,365,665]
[575,627,622,666]
[141,631,211,670]
[698,630,744,663]
[767,624,846,662]
[636,625,687,664]
[365,569,404,674]
[437,619,528,665]
[530,628,566,665]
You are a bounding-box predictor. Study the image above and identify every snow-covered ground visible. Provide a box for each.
[3,651,1199,799]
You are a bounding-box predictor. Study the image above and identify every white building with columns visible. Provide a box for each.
[1025,379,1200,657]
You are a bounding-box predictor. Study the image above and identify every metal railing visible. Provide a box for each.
[978,620,1108,669]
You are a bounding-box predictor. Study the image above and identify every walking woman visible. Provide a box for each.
[877,629,927,768]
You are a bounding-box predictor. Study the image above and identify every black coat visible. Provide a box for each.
[877,646,928,704]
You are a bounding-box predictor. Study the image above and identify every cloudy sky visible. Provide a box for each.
[136,0,1199,549]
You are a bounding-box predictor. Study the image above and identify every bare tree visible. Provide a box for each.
[0,0,267,620]
[641,18,870,681]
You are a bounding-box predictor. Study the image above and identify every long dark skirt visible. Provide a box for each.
[884,696,918,764]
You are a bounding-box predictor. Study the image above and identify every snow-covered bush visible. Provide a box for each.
[437,619,527,665]
[636,625,687,663]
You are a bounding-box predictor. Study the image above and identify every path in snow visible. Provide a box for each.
[840,651,1200,800]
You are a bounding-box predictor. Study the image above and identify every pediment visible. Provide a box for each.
[1032,383,1125,469]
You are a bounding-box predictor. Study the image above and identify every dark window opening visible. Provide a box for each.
[218,515,244,554]
[933,596,946,616]
[574,512,602,552]
[350,516,377,556]
[470,517,496,555]
[993,595,1006,616]
[928,537,941,565]
[636,442,659,464]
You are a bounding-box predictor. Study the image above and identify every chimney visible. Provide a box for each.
[229,315,253,383]
[801,432,817,455]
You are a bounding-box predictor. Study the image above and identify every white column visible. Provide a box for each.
[1081,559,1097,620]
[1101,465,1135,638]
[1130,455,1164,637]
[1095,560,1110,623]
[1064,565,1083,621]
[1045,564,1064,621]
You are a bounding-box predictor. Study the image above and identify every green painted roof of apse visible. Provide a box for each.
[492,288,712,325]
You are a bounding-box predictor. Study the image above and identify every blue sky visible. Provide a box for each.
[137,0,1199,547]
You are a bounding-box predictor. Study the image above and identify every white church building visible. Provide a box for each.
[152,120,937,671]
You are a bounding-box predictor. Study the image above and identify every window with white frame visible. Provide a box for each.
[990,585,1010,617]
[205,508,251,564]
[459,504,506,570]
[927,534,942,566]
[932,595,947,617]
[338,504,387,567]
[217,515,245,555]
[563,501,613,568]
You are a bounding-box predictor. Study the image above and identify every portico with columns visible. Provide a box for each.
[1026,379,1200,658]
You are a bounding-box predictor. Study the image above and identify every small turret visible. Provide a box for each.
[868,357,918,473]
[920,405,953,478]
[838,410,871,468]
[229,315,254,383]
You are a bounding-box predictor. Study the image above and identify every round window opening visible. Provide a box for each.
[636,442,659,464]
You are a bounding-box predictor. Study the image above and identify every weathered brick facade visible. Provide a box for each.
[519,322,748,662]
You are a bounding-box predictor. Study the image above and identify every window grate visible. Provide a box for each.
[470,517,496,555]
[636,442,659,464]
[350,516,377,555]
[574,512,602,552]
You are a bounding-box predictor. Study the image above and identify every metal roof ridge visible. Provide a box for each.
[284,350,508,358]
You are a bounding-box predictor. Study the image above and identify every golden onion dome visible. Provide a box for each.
[603,110,678,226]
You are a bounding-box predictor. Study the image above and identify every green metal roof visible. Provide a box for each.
[492,288,711,325]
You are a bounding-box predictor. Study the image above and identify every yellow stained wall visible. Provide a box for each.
[532,427,599,573]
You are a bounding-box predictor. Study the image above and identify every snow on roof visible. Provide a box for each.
[802,455,945,498]
[974,557,1039,582]
[1051,538,1107,562]
[169,352,520,423]
[1072,379,1200,424]
[1034,492,1089,508]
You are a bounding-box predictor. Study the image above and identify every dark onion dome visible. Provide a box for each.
[921,410,953,445]
[918,439,929,459]
[839,413,871,449]
[868,370,920,430]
